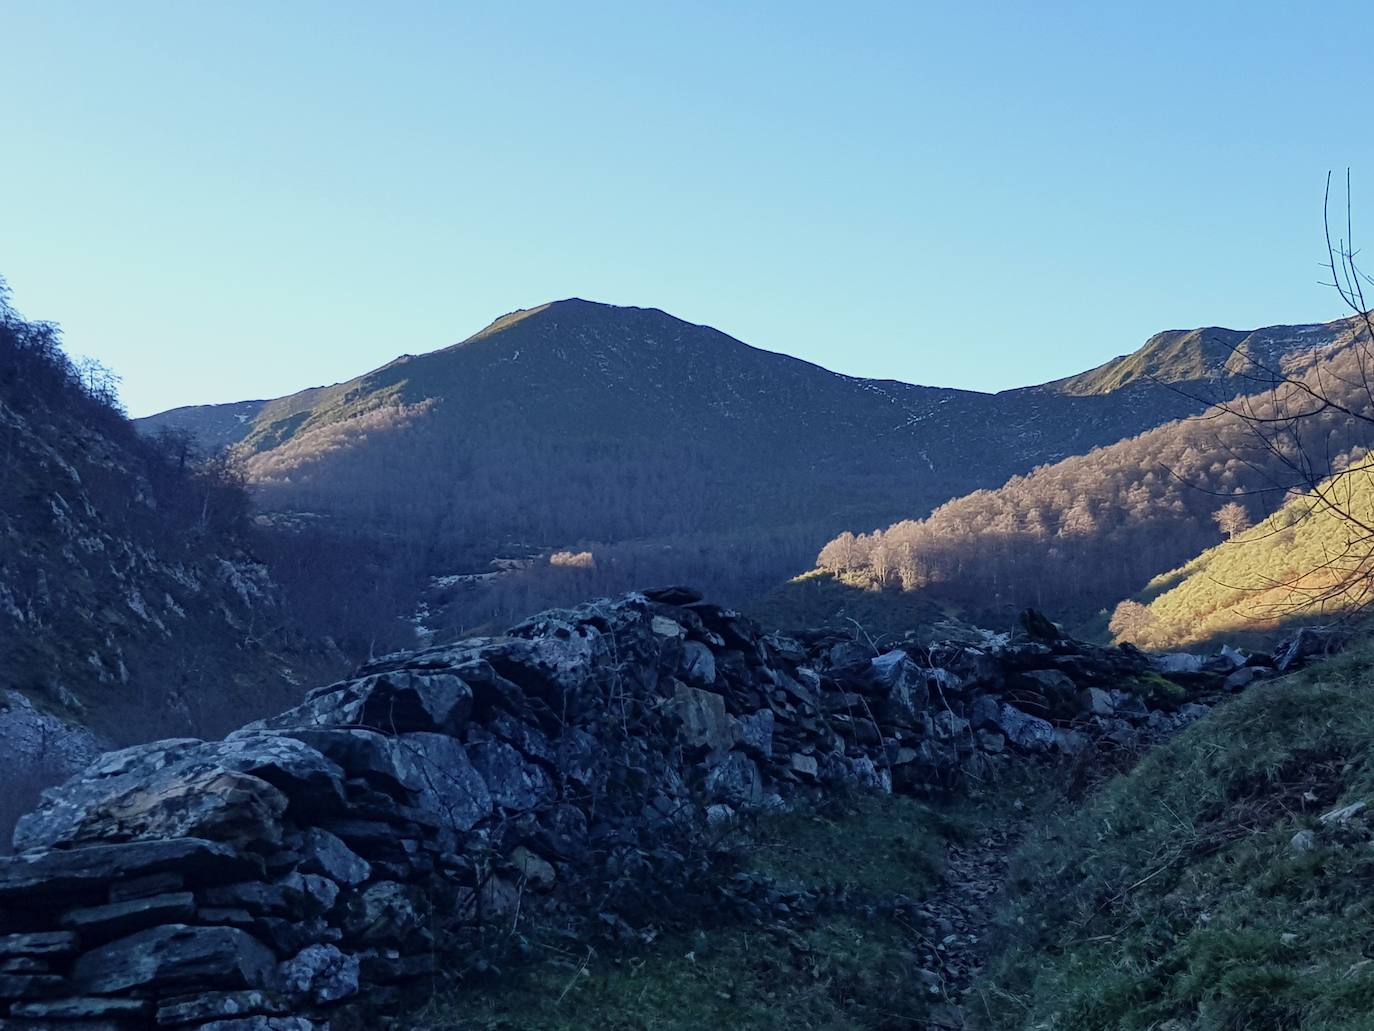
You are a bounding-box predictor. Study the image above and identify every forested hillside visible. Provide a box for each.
[137,299,1342,652]
[810,313,1374,631]
[0,282,338,745]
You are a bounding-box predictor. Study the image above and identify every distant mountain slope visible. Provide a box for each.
[1110,467,1374,649]
[1045,321,1341,396]
[136,299,1339,647]
[807,313,1373,633]
[0,287,338,747]
[140,397,267,449]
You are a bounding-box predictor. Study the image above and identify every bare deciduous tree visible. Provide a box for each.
[1213,501,1252,539]
[1186,171,1374,618]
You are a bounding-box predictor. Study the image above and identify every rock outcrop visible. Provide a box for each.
[0,590,1253,1029]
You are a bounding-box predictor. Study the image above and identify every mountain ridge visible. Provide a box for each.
[133,300,1357,651]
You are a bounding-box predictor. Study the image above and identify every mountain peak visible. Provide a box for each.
[463,298,657,344]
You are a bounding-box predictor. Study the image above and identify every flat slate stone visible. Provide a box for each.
[155,988,286,1025]
[0,972,65,997]
[0,956,49,973]
[62,891,197,940]
[0,839,259,905]
[199,882,296,916]
[109,870,186,903]
[0,931,78,958]
[11,996,151,1018]
[72,923,277,995]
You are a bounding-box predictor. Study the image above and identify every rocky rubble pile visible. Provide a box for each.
[0,589,1281,1029]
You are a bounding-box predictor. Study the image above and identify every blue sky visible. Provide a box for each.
[4,2,1371,417]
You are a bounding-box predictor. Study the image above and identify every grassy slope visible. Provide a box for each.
[1126,470,1374,649]
[985,642,1374,1030]
[420,792,981,1030]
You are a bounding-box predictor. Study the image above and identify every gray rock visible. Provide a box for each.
[61,891,196,940]
[0,957,48,974]
[72,924,278,994]
[970,694,1001,732]
[1020,669,1077,711]
[976,729,1005,753]
[1291,829,1317,853]
[398,732,494,830]
[870,651,929,726]
[275,728,413,797]
[1177,703,1211,723]
[277,872,339,915]
[1078,687,1114,716]
[508,845,556,889]
[1110,690,1150,718]
[156,989,286,1025]
[0,973,65,998]
[197,1019,319,1031]
[680,640,718,687]
[199,882,296,917]
[0,838,258,905]
[931,710,970,740]
[297,828,371,886]
[1223,666,1263,691]
[1274,627,1344,672]
[0,932,78,958]
[467,737,551,812]
[342,882,425,947]
[790,753,819,780]
[10,996,150,1019]
[13,739,292,852]
[259,671,473,737]
[109,870,186,903]
[672,684,738,757]
[736,709,774,759]
[1154,652,1205,674]
[1218,645,1248,669]
[1320,802,1367,826]
[280,942,359,1004]
[996,704,1055,752]
[705,803,736,828]
[705,753,764,806]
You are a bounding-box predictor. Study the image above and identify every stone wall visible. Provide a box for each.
[0,589,1262,1029]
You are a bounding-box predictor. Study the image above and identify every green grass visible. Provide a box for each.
[1117,469,1374,650]
[983,640,1374,1031]
[418,792,976,1030]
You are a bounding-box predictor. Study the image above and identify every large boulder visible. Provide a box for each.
[72,924,278,995]
[393,733,493,832]
[15,751,289,854]
[12,734,351,853]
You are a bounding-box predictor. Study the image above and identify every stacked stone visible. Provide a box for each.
[0,588,1251,1029]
